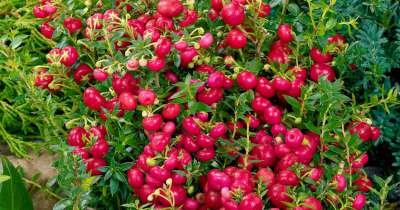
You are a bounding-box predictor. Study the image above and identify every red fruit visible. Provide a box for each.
[256,77,275,98]
[159,185,187,207]
[221,3,245,26]
[196,112,209,122]
[275,153,299,171]
[208,8,219,21]
[287,79,304,98]
[302,197,323,210]
[126,59,139,71]
[351,153,369,169]
[310,48,332,63]
[196,148,215,162]
[147,56,166,72]
[72,147,90,159]
[238,193,263,210]
[164,70,179,83]
[267,183,292,209]
[237,70,257,90]
[149,166,171,183]
[211,0,223,11]
[34,69,53,90]
[86,158,107,175]
[90,139,109,158]
[199,32,214,49]
[310,63,336,82]
[196,87,224,105]
[285,128,304,149]
[155,37,172,57]
[263,105,282,125]
[142,114,163,131]
[40,22,55,39]
[288,66,307,81]
[157,0,184,18]
[197,134,215,148]
[33,5,47,18]
[252,130,273,144]
[207,71,225,88]
[271,123,287,136]
[180,47,198,67]
[277,24,294,43]
[251,144,276,167]
[93,68,108,81]
[272,76,291,92]
[223,77,234,89]
[83,87,105,111]
[162,121,176,135]
[89,125,107,139]
[138,89,156,105]
[333,174,347,192]
[127,168,144,188]
[274,143,291,158]
[143,28,160,42]
[350,122,372,142]
[149,132,171,152]
[138,184,155,203]
[171,172,186,185]
[207,169,232,191]
[205,191,222,209]
[174,41,188,51]
[370,126,381,141]
[112,74,138,95]
[247,114,260,129]
[118,92,137,111]
[328,34,347,46]
[43,4,57,15]
[86,13,103,29]
[226,29,247,49]
[257,3,271,17]
[181,135,199,152]
[354,176,372,192]
[352,194,366,210]
[251,97,271,113]
[103,9,119,22]
[256,168,275,187]
[61,45,79,66]
[210,123,227,139]
[161,103,181,120]
[74,64,93,83]
[184,198,200,210]
[63,17,82,34]
[268,49,290,64]
[179,9,199,27]
[309,167,324,181]
[276,169,299,186]
[182,117,201,135]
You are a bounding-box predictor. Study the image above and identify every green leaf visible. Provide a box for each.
[287,3,300,15]
[244,59,263,74]
[0,156,33,210]
[0,175,10,183]
[285,95,301,114]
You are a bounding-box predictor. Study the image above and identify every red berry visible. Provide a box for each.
[112,74,138,95]
[149,132,171,152]
[142,114,163,131]
[210,122,227,139]
[184,198,200,210]
[352,194,366,210]
[302,197,323,210]
[350,122,372,142]
[162,103,181,120]
[310,48,332,63]
[277,24,294,43]
[86,13,103,29]
[93,68,108,81]
[157,0,184,18]
[74,64,93,83]
[226,29,247,49]
[179,9,198,27]
[138,89,156,105]
[182,117,201,135]
[147,56,166,72]
[238,193,263,210]
[207,71,225,88]
[197,133,215,148]
[251,144,276,167]
[155,37,172,57]
[310,63,336,82]
[257,3,271,17]
[118,92,137,111]
[263,105,282,125]
[86,158,107,175]
[251,96,271,113]
[127,168,144,188]
[196,148,215,162]
[162,121,176,135]
[354,176,373,192]
[271,123,287,136]
[72,147,90,159]
[179,47,198,67]
[33,5,47,18]
[237,70,257,90]
[61,45,79,66]
[333,174,347,192]
[34,69,53,90]
[272,76,291,92]
[67,127,88,147]
[63,17,82,34]
[221,3,245,26]
[370,126,381,141]
[285,128,304,149]
[207,169,232,191]
[199,32,214,49]
[210,0,223,11]
[276,169,299,186]
[256,77,275,98]
[309,167,324,181]
[267,183,292,209]
[256,168,275,187]
[83,87,105,111]
[40,22,55,39]
[90,139,109,158]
